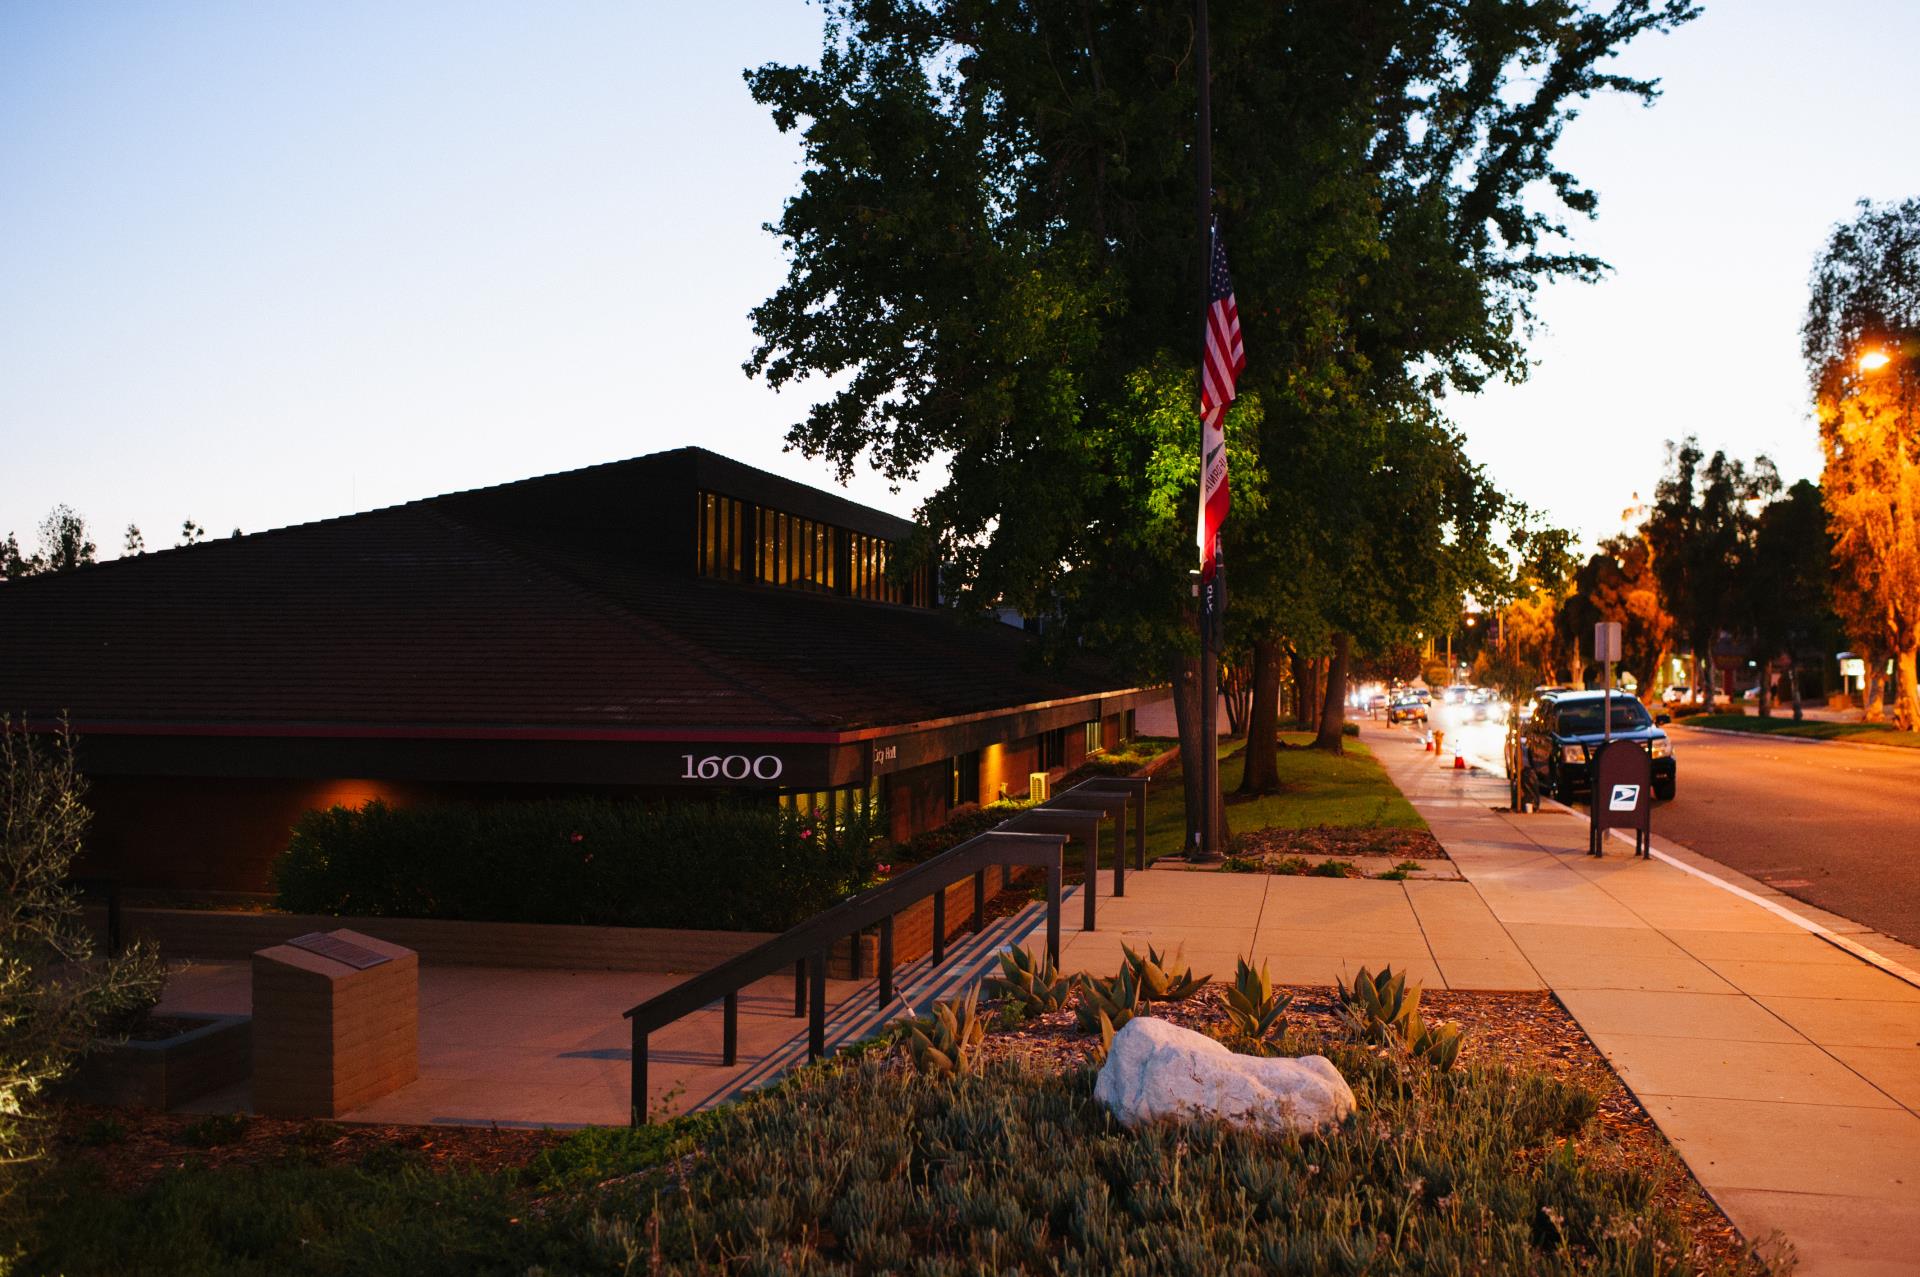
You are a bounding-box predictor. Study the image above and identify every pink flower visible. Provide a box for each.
[876,863,892,876]
[569,832,584,844]
[800,828,813,839]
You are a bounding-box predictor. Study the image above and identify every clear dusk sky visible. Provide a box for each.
[3,1,1916,559]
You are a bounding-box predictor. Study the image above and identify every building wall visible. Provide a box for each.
[978,737,1041,803]
[881,760,950,845]
[80,775,682,895]
[82,775,440,895]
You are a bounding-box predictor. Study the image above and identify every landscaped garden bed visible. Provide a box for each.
[22,960,1772,1275]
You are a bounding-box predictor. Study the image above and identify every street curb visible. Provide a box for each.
[1535,793,1920,993]
[1669,722,1920,757]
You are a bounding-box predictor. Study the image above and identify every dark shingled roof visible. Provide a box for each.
[0,450,1139,737]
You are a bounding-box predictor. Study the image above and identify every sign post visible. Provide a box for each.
[1593,621,1623,745]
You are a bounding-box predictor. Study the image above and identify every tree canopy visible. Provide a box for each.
[1805,198,1920,728]
[747,0,1693,655]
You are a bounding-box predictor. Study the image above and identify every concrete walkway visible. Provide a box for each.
[156,960,866,1126]
[1011,863,1543,992]
[1364,718,1920,1277]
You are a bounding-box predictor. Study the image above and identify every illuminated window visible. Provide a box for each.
[696,490,928,605]
[1085,721,1103,755]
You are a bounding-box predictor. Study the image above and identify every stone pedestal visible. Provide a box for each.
[251,929,417,1118]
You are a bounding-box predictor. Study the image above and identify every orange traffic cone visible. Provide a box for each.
[1453,751,1466,770]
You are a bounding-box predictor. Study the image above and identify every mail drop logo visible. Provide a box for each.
[1608,784,1641,812]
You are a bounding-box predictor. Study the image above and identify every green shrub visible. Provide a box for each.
[272,797,880,932]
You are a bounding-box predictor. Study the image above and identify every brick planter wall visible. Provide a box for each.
[61,1014,252,1109]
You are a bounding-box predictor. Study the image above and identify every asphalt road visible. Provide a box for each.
[1647,726,1920,947]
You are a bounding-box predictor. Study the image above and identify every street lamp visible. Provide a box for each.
[1859,349,1892,373]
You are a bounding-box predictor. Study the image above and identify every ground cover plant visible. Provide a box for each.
[1681,713,1920,748]
[21,976,1774,1276]
[271,797,880,931]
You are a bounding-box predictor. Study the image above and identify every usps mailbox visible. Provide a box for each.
[1588,740,1651,858]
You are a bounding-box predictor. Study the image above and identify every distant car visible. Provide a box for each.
[1661,684,1695,706]
[1367,693,1389,716]
[1520,690,1675,803]
[1387,696,1428,724]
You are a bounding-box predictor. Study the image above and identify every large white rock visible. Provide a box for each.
[1094,1016,1355,1135]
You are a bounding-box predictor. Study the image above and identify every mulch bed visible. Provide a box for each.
[976,983,1755,1273]
[1231,824,1449,861]
[47,1103,563,1196]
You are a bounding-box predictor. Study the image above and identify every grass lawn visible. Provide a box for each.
[1681,713,1920,749]
[1140,732,1426,861]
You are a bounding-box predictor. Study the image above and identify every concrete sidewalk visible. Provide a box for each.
[1011,862,1543,992]
[1364,719,1920,1277]
[156,960,867,1126]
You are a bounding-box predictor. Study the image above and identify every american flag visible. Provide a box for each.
[1197,222,1243,580]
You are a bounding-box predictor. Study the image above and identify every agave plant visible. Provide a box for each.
[1336,965,1422,1045]
[1222,956,1291,1046]
[1403,1011,1466,1071]
[1088,1008,1119,1067]
[1122,942,1209,1003]
[907,987,987,1075]
[985,944,1072,1015]
[1074,962,1144,1035]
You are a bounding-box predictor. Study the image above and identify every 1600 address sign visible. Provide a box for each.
[680,753,784,781]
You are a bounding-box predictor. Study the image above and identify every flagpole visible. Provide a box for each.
[1193,0,1222,861]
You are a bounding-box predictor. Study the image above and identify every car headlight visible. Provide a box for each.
[1560,744,1587,763]
[1650,738,1672,759]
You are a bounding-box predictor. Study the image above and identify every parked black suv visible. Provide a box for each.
[1520,691,1675,802]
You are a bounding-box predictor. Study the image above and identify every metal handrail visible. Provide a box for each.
[623,829,1065,1124]
[620,772,1150,1125]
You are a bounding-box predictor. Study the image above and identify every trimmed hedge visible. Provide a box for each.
[271,798,879,932]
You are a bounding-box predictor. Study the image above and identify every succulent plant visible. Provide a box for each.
[985,944,1072,1014]
[1122,942,1209,1002]
[1403,1011,1465,1071]
[1336,964,1421,1045]
[1222,956,1291,1045]
[1074,962,1144,1035]
[907,987,987,1075]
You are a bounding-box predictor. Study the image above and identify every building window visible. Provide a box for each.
[1084,720,1103,755]
[1038,727,1069,771]
[697,489,927,605]
[951,750,981,806]
[779,780,878,830]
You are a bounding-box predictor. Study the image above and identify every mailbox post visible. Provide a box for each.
[1588,741,1652,859]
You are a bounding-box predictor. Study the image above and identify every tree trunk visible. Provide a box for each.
[1288,649,1312,728]
[1313,633,1352,752]
[1896,646,1920,732]
[1788,660,1804,721]
[1697,641,1716,712]
[1169,646,1207,855]
[1757,656,1773,719]
[1864,660,1886,722]
[1238,637,1284,794]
